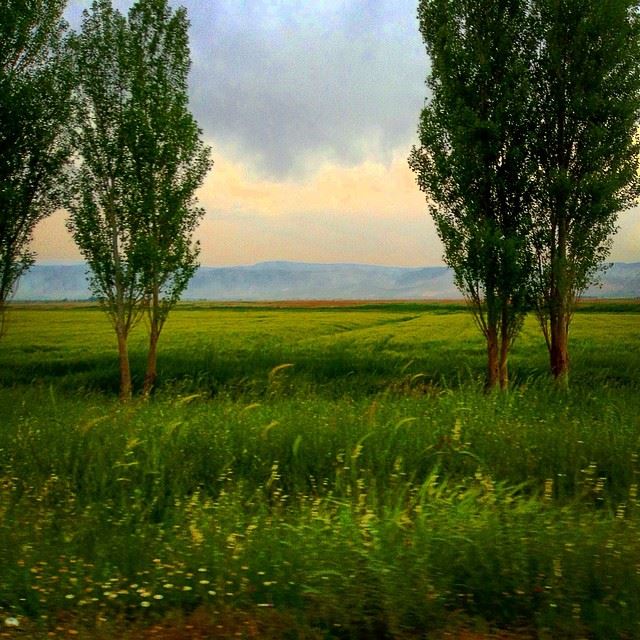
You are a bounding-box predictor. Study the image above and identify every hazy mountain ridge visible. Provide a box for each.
[13,261,640,301]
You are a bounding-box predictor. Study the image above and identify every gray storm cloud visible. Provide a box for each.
[42,1,638,267]
[66,0,427,177]
[185,0,426,177]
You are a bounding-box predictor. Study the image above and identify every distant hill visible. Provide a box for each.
[12,261,640,301]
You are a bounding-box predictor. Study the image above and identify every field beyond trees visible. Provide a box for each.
[1,302,639,639]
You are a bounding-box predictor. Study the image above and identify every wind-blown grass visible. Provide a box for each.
[0,302,638,638]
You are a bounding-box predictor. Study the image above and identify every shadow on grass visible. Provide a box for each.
[0,342,490,400]
[1,315,636,399]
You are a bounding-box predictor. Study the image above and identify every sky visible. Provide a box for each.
[32,0,640,267]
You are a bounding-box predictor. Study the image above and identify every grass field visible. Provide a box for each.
[0,302,639,639]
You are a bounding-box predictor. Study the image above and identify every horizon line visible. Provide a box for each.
[28,259,640,269]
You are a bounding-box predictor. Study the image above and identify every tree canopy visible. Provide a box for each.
[68,0,211,400]
[529,0,640,381]
[409,0,536,389]
[410,0,640,385]
[125,0,212,395]
[0,0,72,335]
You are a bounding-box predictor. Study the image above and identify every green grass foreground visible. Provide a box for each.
[0,302,639,639]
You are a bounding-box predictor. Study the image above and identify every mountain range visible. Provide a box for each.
[12,261,640,301]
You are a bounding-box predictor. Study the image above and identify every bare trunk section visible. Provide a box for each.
[116,327,132,402]
[0,302,7,340]
[143,285,162,398]
[548,215,570,386]
[0,267,17,339]
[486,324,500,391]
[143,324,160,398]
[499,305,510,390]
[550,310,569,385]
[107,196,135,401]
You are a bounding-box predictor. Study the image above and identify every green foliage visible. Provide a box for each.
[67,0,145,328]
[529,0,640,377]
[0,305,639,637]
[68,0,211,398]
[0,0,72,334]
[410,0,640,383]
[531,0,640,300]
[409,0,536,387]
[124,0,211,321]
[68,0,211,316]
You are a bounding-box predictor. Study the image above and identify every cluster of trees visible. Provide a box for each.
[410,0,640,388]
[2,0,639,398]
[0,0,211,400]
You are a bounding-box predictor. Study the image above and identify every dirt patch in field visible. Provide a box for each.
[441,631,534,640]
[0,608,537,640]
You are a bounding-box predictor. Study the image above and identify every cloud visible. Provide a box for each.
[29,148,639,268]
[192,142,443,266]
[46,1,637,268]
[186,0,426,177]
[64,1,428,178]
[614,207,640,262]
[30,144,445,267]
[200,143,426,218]
[197,209,439,267]
[30,211,82,263]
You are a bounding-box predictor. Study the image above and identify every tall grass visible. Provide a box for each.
[0,303,639,638]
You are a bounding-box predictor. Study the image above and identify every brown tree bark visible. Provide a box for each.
[116,328,132,401]
[143,285,162,398]
[499,307,510,390]
[549,310,569,384]
[143,325,159,398]
[0,302,7,339]
[547,214,570,385]
[486,324,500,391]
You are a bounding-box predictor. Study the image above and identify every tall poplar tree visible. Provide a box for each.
[409,0,535,389]
[530,0,640,383]
[125,0,211,396]
[68,0,144,401]
[0,0,72,336]
[69,0,211,400]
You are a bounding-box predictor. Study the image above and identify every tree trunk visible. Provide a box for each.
[143,325,160,398]
[549,310,569,385]
[548,213,570,386]
[485,324,499,391]
[0,302,7,339]
[143,284,162,398]
[499,307,510,390]
[117,328,132,402]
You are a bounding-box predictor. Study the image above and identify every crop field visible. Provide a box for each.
[0,302,639,639]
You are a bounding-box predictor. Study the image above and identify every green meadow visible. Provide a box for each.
[0,302,639,639]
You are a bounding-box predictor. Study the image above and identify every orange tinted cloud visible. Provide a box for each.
[29,148,639,267]
[615,207,640,262]
[199,147,426,219]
